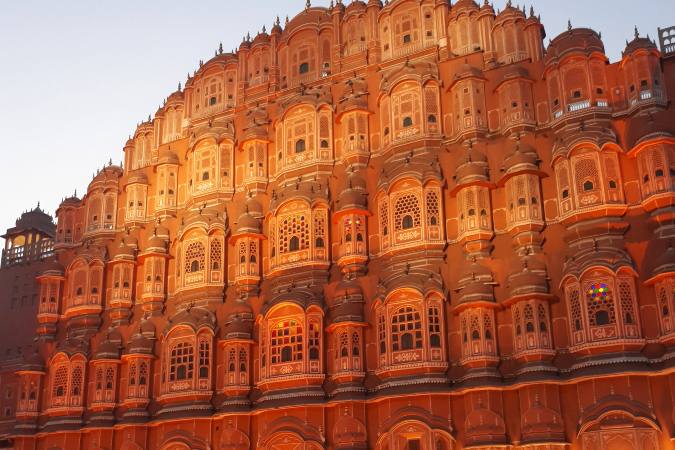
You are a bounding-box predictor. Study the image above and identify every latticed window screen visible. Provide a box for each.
[239,348,247,372]
[313,210,327,247]
[586,282,616,326]
[279,214,309,253]
[339,332,349,357]
[169,342,194,381]
[428,305,442,347]
[199,340,210,378]
[105,367,114,390]
[524,304,534,333]
[52,365,67,397]
[618,279,636,324]
[574,158,599,192]
[308,321,321,360]
[128,363,137,386]
[537,304,548,332]
[470,315,481,340]
[138,362,147,386]
[568,286,582,331]
[483,313,494,340]
[393,193,421,230]
[184,241,205,273]
[70,366,83,397]
[270,320,303,364]
[378,314,387,354]
[210,238,222,270]
[391,306,422,351]
[425,190,440,225]
[379,199,390,236]
[514,305,522,335]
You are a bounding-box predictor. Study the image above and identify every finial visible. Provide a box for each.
[529,5,534,17]
[108,158,112,166]
[262,25,266,33]
[74,188,77,197]
[306,0,311,9]
[178,81,182,91]
[567,19,572,31]
[285,15,289,25]
[147,114,151,122]
[634,25,639,39]
[246,32,251,41]
[219,42,223,54]
[506,0,511,7]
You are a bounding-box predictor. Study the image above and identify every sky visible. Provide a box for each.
[0,0,673,240]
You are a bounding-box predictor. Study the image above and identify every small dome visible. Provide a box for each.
[114,241,135,260]
[453,64,484,83]
[455,147,489,185]
[652,241,675,278]
[21,350,45,372]
[126,333,154,355]
[502,141,539,174]
[458,278,495,304]
[624,29,658,56]
[157,147,179,165]
[127,171,148,185]
[39,258,64,276]
[252,31,270,46]
[507,259,549,298]
[166,306,216,333]
[146,234,167,253]
[94,339,120,360]
[338,171,368,211]
[235,211,262,234]
[334,278,363,298]
[546,27,605,62]
[450,0,480,16]
[60,195,81,208]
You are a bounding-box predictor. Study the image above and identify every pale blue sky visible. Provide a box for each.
[0,0,673,239]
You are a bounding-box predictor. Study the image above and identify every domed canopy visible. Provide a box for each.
[222,298,254,340]
[338,171,368,212]
[165,306,217,334]
[455,146,489,185]
[126,333,154,355]
[507,258,550,298]
[94,338,121,360]
[157,147,179,165]
[624,28,658,56]
[20,350,45,372]
[329,278,364,324]
[3,205,55,239]
[546,27,605,62]
[501,140,539,175]
[651,241,675,278]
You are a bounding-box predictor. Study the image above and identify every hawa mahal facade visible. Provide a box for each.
[2,1,675,449]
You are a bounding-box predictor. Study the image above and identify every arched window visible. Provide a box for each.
[391,306,422,352]
[402,215,414,229]
[402,116,413,127]
[295,139,306,153]
[270,320,303,364]
[289,236,300,252]
[583,180,594,191]
[299,62,309,74]
[170,342,194,382]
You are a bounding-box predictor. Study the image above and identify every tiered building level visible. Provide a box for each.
[4,1,675,449]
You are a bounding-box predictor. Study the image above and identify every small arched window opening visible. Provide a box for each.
[340,346,348,357]
[526,322,534,333]
[595,310,610,326]
[356,233,363,241]
[430,216,437,225]
[309,347,319,360]
[609,180,617,189]
[562,189,569,198]
[202,171,209,181]
[485,329,492,339]
[427,114,437,123]
[289,236,300,252]
[315,237,324,248]
[401,333,413,350]
[583,180,594,191]
[625,312,634,324]
[281,346,293,362]
[190,260,200,272]
[199,366,208,378]
[240,255,246,263]
[656,169,664,177]
[295,139,306,153]
[383,226,388,236]
[209,96,217,106]
[320,139,329,148]
[345,233,352,242]
[176,365,187,380]
[468,209,476,216]
[402,215,414,229]
[250,254,256,263]
[539,321,547,332]
[430,334,441,348]
[471,330,480,340]
[402,116,413,128]
[299,62,310,74]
